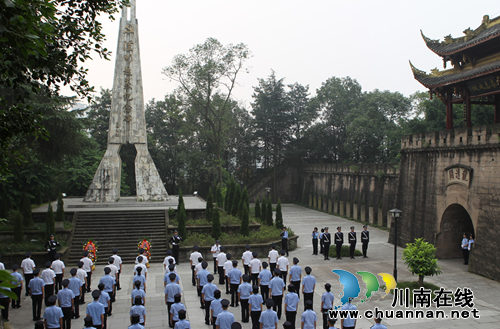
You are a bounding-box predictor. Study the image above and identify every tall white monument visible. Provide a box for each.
[84,1,168,202]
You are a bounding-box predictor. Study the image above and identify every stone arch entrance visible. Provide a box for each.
[436,204,474,258]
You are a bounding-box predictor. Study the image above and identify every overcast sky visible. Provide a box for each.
[70,1,500,109]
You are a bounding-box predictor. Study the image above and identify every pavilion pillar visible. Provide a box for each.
[446,91,453,130]
[495,94,500,124]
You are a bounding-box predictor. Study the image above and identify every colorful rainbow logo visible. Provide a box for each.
[332,270,397,305]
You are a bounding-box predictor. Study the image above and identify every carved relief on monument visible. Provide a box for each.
[445,164,472,188]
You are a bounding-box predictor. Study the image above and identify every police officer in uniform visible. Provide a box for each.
[44,234,60,262]
[169,230,182,264]
[334,227,343,260]
[361,225,369,258]
[348,226,357,259]
[322,228,331,260]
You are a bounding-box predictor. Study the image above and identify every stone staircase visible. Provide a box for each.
[67,210,167,266]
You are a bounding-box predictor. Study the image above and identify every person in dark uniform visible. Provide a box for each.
[335,227,343,260]
[322,228,331,260]
[348,226,357,259]
[281,227,289,257]
[361,225,369,258]
[45,234,60,262]
[311,227,318,255]
[168,230,182,264]
[319,228,325,255]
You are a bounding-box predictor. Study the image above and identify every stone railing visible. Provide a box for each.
[303,163,398,176]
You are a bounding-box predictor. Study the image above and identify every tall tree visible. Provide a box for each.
[266,197,273,226]
[212,207,221,240]
[231,184,241,217]
[56,192,64,223]
[162,38,251,184]
[275,198,283,230]
[206,187,214,222]
[254,197,261,219]
[216,184,224,209]
[240,201,250,236]
[20,193,33,227]
[177,189,187,239]
[46,201,55,239]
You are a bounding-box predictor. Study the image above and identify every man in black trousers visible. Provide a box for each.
[322,228,331,260]
[335,227,344,260]
[361,225,369,258]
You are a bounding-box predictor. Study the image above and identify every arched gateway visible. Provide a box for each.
[435,204,474,259]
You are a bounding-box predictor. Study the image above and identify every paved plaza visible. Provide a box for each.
[7,204,500,328]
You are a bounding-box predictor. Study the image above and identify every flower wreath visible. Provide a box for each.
[138,238,152,268]
[83,239,97,270]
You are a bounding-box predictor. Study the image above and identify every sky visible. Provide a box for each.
[68,1,500,109]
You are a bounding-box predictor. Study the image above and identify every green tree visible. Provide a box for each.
[216,184,224,209]
[238,186,248,219]
[56,192,64,223]
[177,189,187,239]
[255,197,261,218]
[402,238,442,287]
[232,184,241,217]
[267,197,273,226]
[9,210,24,241]
[225,178,234,213]
[275,198,283,230]
[20,193,33,227]
[162,38,251,184]
[240,201,250,236]
[206,187,214,222]
[212,207,221,239]
[46,201,55,240]
[260,197,267,223]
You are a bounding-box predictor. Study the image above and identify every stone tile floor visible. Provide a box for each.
[7,204,500,328]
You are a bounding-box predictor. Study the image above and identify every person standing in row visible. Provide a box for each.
[461,233,469,265]
[98,283,111,329]
[277,250,289,284]
[0,285,10,322]
[319,229,325,255]
[340,297,357,329]
[228,261,242,307]
[258,262,272,302]
[312,227,319,255]
[361,225,369,258]
[51,253,65,293]
[99,267,116,316]
[223,254,233,295]
[42,262,55,307]
[217,247,227,285]
[164,250,176,272]
[169,230,182,264]
[259,298,279,329]
[301,300,317,329]
[321,283,335,329]
[29,268,44,321]
[242,245,252,276]
[370,318,387,329]
[165,273,181,319]
[335,227,343,260]
[268,244,279,274]
[80,251,93,293]
[43,295,63,329]
[77,262,87,304]
[249,285,263,329]
[87,290,106,329]
[21,251,36,296]
[210,290,223,329]
[269,268,285,320]
[111,248,122,290]
[301,267,316,309]
[348,227,357,259]
[281,227,289,257]
[249,252,261,287]
[215,299,235,329]
[202,274,218,325]
[284,284,299,329]
[211,241,221,274]
[11,265,23,309]
[170,294,185,328]
[197,261,210,309]
[68,268,83,319]
[57,279,74,329]
[237,274,252,323]
[289,258,301,297]
[45,234,60,262]
[468,234,475,255]
[190,246,202,286]
[323,228,331,260]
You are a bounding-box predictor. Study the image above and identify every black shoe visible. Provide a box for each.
[363,256,368,258]
[350,257,355,259]
[230,304,235,307]
[74,315,80,319]
[117,287,122,290]
[205,322,210,325]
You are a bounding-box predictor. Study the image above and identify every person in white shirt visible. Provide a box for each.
[76,262,88,304]
[223,254,233,295]
[0,254,4,270]
[211,240,221,275]
[105,257,118,280]
[42,261,56,306]
[216,247,227,285]
[277,250,289,285]
[134,256,148,278]
[51,253,65,293]
[21,251,36,296]
[136,248,149,266]
[80,250,93,292]
[268,244,279,275]
[249,252,262,287]
[163,250,176,272]
[190,246,202,286]
[242,245,253,276]
[111,248,123,290]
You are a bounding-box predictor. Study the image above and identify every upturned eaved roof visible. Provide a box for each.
[421,14,500,56]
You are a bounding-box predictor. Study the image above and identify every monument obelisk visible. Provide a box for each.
[84,1,168,202]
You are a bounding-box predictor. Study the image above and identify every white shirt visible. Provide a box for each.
[163,256,176,266]
[195,263,203,273]
[211,244,221,258]
[77,268,87,284]
[0,262,4,270]
[111,255,122,272]
[51,260,65,274]
[190,252,202,266]
[21,258,35,274]
[216,253,227,267]
[268,250,279,264]
[224,260,233,276]
[80,257,93,272]
[41,268,56,285]
[242,251,253,265]
[105,264,118,279]
[277,256,289,271]
[250,258,262,274]
[135,254,149,264]
[134,264,147,275]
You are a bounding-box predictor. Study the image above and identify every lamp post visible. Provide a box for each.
[265,187,271,201]
[389,208,402,282]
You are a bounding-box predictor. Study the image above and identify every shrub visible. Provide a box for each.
[20,193,33,227]
[212,208,221,239]
[254,197,261,218]
[275,198,283,230]
[329,245,363,258]
[266,197,273,226]
[216,184,224,209]
[8,210,24,241]
[240,201,250,236]
[177,189,187,238]
[403,238,442,287]
[46,202,55,240]
[56,192,65,223]
[231,184,241,217]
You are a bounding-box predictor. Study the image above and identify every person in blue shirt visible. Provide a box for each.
[174,309,191,329]
[131,280,146,306]
[228,260,242,307]
[83,316,97,329]
[215,299,235,329]
[328,318,339,329]
[269,268,285,320]
[301,266,316,309]
[165,273,182,319]
[130,296,147,326]
[284,284,299,329]
[99,267,116,316]
[370,317,387,329]
[86,290,105,329]
[43,295,63,329]
[321,283,335,329]
[68,268,82,319]
[312,227,319,255]
[57,279,74,329]
[97,283,110,329]
[170,293,185,328]
[11,264,23,309]
[133,266,146,292]
[258,262,272,302]
[259,298,279,329]
[288,258,301,298]
[237,274,252,323]
[164,264,180,287]
[281,227,289,257]
[340,298,357,329]
[129,314,145,329]
[197,261,210,308]
[28,268,44,321]
[300,300,317,329]
[461,232,469,265]
[210,290,223,329]
[248,285,263,329]
[202,274,218,325]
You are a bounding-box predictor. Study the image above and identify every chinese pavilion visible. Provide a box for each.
[411,14,500,129]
